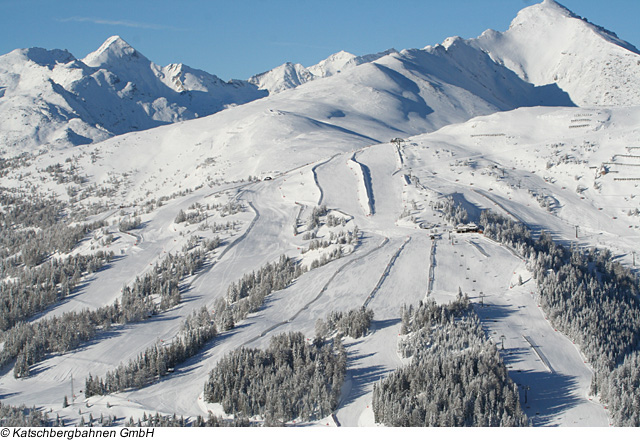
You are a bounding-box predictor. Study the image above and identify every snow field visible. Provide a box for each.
[6,104,637,428]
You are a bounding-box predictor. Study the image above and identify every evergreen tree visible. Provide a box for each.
[203,332,345,422]
[373,298,527,427]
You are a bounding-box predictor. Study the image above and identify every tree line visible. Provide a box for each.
[100,307,375,426]
[81,252,310,405]
[315,307,374,339]
[468,206,640,426]
[0,191,114,330]
[0,403,49,427]
[0,192,106,271]
[0,251,112,331]
[85,307,217,395]
[2,247,207,378]
[124,412,252,427]
[220,255,305,330]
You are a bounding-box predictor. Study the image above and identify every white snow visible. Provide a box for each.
[472,0,640,106]
[0,36,266,155]
[249,48,398,94]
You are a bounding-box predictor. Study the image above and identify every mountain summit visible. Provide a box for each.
[472,0,640,106]
[1,0,639,155]
[1,1,640,428]
[249,48,398,93]
[83,35,142,68]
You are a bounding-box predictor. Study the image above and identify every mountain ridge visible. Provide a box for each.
[248,48,399,94]
[2,1,639,156]
[472,0,640,106]
[0,36,266,155]
[1,0,640,427]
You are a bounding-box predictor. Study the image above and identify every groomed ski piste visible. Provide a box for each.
[4,102,640,427]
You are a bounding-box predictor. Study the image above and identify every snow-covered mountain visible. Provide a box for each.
[472,0,640,106]
[2,0,640,429]
[0,36,266,154]
[2,0,639,157]
[250,0,640,105]
[3,39,573,204]
[248,48,397,93]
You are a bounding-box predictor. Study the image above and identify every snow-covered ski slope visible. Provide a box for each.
[2,0,640,428]
[6,104,639,426]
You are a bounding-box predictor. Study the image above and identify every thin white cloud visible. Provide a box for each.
[57,16,185,31]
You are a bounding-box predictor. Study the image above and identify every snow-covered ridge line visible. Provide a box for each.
[471,0,640,106]
[3,0,640,427]
[0,35,266,154]
[537,0,639,54]
[248,48,398,94]
[6,0,639,156]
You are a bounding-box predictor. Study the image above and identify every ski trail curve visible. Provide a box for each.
[312,153,341,206]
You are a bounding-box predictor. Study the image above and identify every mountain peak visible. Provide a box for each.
[512,0,637,53]
[540,0,573,13]
[473,0,640,106]
[324,50,357,61]
[538,0,583,16]
[103,35,131,50]
[442,36,463,50]
[509,0,575,28]
[83,35,146,68]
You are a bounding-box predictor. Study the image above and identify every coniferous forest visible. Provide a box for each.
[3,247,207,379]
[0,403,48,427]
[4,0,640,427]
[203,332,346,424]
[372,298,528,427]
[315,307,374,339]
[85,307,217,395]
[81,253,313,404]
[477,209,640,426]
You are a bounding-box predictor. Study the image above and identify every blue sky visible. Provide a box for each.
[1,0,639,81]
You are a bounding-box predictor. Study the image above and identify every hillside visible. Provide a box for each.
[0,39,573,207]
[4,104,638,426]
